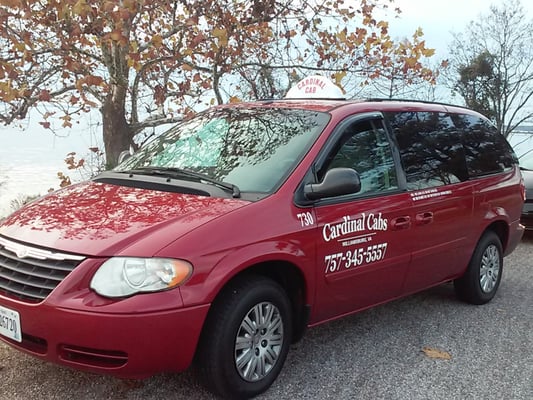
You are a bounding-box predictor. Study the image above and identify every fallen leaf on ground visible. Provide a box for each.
[422,347,452,360]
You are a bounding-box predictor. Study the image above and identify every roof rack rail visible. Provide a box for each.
[363,97,470,110]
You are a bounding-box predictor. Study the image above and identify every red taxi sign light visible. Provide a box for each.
[285,75,345,99]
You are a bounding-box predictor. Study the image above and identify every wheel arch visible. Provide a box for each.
[480,204,515,254]
[483,219,509,253]
[458,219,508,279]
[206,260,310,344]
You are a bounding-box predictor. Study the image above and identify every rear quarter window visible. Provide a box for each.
[451,114,517,177]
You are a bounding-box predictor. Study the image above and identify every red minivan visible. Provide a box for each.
[0,76,524,399]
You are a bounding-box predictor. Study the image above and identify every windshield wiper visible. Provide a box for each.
[124,167,241,198]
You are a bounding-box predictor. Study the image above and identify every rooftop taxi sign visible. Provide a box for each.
[285,75,345,99]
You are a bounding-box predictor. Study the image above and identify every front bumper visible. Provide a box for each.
[0,239,211,379]
[0,292,210,379]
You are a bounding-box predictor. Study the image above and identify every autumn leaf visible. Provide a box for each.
[109,30,126,42]
[57,172,72,187]
[14,42,26,52]
[103,1,115,12]
[85,76,104,86]
[38,90,51,101]
[334,71,347,87]
[212,28,228,47]
[122,0,138,11]
[422,347,452,360]
[338,28,347,43]
[190,32,206,48]
[414,27,424,38]
[185,16,198,26]
[377,20,389,30]
[119,8,131,20]
[151,34,163,48]
[0,0,20,7]
[72,0,90,16]
[61,115,73,128]
[422,48,436,57]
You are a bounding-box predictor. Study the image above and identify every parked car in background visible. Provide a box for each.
[508,131,533,230]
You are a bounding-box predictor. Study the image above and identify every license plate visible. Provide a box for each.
[0,305,22,343]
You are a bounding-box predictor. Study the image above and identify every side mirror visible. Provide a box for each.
[304,168,361,200]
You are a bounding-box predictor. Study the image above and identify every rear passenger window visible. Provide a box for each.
[451,114,517,177]
[386,112,469,190]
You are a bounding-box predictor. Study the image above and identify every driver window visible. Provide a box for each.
[320,119,398,195]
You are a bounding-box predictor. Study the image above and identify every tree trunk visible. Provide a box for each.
[101,85,134,169]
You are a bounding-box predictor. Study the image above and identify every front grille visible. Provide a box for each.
[0,236,85,302]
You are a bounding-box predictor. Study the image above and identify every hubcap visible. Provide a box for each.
[234,302,284,382]
[479,244,500,293]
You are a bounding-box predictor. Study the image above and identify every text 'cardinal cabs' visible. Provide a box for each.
[0,76,525,399]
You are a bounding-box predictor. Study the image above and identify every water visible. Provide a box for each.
[0,124,100,218]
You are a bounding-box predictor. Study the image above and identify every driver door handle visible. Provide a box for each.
[416,211,434,225]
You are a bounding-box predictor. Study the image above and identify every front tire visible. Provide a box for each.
[454,231,503,304]
[196,276,293,399]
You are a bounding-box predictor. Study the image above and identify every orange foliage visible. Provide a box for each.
[0,0,437,164]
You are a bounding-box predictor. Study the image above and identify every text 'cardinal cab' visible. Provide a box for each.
[0,76,525,399]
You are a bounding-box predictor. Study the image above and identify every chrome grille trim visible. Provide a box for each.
[0,236,84,261]
[0,236,85,302]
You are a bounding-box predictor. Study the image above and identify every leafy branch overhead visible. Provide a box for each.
[0,0,437,166]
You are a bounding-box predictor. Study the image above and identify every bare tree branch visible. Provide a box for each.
[447,0,533,135]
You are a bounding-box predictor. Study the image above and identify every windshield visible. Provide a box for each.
[115,107,329,193]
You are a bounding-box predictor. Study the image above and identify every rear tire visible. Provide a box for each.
[454,231,503,305]
[196,276,292,399]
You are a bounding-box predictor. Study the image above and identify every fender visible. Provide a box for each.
[179,240,316,308]
[462,205,512,260]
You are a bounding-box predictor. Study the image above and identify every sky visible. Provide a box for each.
[386,0,532,58]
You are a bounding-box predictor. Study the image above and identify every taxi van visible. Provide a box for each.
[0,76,525,399]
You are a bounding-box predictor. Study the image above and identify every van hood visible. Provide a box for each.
[0,181,249,257]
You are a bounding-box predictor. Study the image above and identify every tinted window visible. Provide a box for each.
[452,114,517,177]
[386,112,469,190]
[320,119,398,195]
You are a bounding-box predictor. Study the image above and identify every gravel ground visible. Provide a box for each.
[1,233,532,400]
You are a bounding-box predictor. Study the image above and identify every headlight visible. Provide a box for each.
[90,257,193,298]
